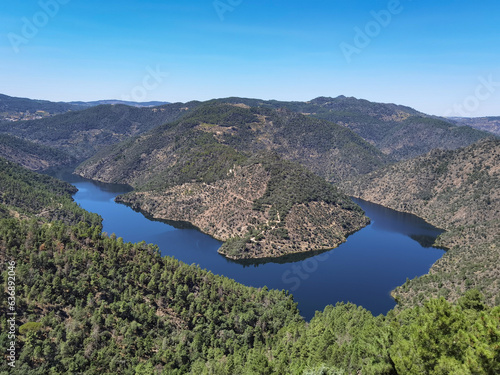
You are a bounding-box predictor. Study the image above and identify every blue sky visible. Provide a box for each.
[1,0,499,116]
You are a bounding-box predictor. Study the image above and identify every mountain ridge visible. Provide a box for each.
[338,138,500,307]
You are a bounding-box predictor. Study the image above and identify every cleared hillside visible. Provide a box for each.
[118,156,369,260]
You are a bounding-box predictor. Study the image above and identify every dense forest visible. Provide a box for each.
[0,158,100,226]
[0,134,74,171]
[1,162,499,374]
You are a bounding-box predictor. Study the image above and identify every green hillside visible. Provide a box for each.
[0,158,100,226]
[339,138,500,307]
[77,102,388,185]
[0,102,201,161]
[0,134,74,171]
[0,163,498,374]
[215,96,493,160]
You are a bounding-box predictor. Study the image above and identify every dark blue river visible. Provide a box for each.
[63,174,445,320]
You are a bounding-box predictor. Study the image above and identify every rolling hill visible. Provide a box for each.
[215,96,493,160]
[76,102,383,259]
[339,138,500,307]
[0,101,201,161]
[449,116,500,136]
[0,133,75,170]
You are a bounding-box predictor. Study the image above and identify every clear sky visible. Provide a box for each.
[1,0,499,116]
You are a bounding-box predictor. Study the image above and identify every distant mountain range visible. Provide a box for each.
[0,93,495,171]
[68,99,170,108]
[0,93,170,122]
[0,102,199,161]
[448,116,500,136]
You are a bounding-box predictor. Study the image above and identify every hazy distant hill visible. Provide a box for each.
[215,96,492,160]
[0,102,200,161]
[339,138,500,307]
[69,99,170,108]
[448,116,500,136]
[0,93,81,122]
[0,93,169,123]
[0,93,169,115]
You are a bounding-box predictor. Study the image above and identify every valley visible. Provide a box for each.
[0,93,498,374]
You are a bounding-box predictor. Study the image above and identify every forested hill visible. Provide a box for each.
[0,101,201,161]
[77,102,388,184]
[214,96,492,160]
[1,162,499,374]
[0,93,80,115]
[0,134,74,171]
[2,95,489,171]
[0,157,100,226]
[116,155,369,260]
[339,138,500,307]
[75,102,388,259]
[449,116,500,136]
